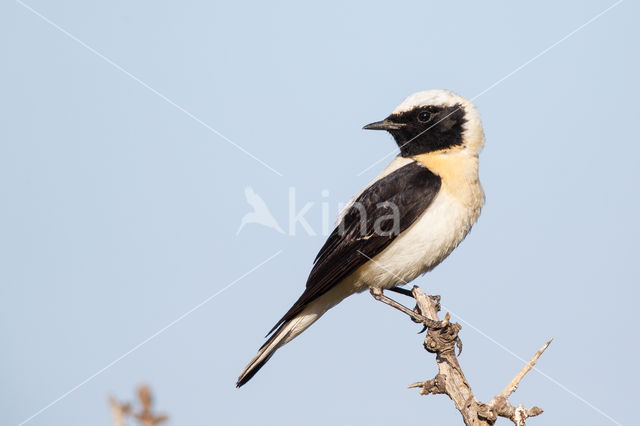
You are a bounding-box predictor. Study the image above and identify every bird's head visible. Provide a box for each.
[363,89,484,157]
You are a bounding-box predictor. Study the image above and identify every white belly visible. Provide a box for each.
[350,187,482,291]
[277,161,482,347]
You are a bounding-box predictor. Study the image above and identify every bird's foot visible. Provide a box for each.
[370,288,445,329]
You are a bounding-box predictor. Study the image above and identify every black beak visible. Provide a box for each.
[363,119,405,131]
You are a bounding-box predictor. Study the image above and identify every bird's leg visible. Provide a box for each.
[369,288,444,329]
[388,286,428,331]
[388,286,414,297]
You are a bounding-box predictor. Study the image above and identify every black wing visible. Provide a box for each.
[267,161,441,335]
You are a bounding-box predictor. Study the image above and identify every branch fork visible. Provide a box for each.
[374,286,551,426]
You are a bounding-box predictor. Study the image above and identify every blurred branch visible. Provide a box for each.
[393,286,551,425]
[109,385,168,426]
[109,396,130,426]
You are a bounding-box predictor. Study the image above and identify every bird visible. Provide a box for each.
[237,89,485,387]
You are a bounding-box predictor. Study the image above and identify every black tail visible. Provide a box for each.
[236,320,292,387]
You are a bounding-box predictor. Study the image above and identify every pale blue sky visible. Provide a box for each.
[1,1,638,425]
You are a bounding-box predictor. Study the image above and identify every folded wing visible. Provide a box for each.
[267,161,442,335]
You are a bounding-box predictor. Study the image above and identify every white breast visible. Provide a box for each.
[351,184,482,291]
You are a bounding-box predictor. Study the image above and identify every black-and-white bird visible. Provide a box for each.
[237,89,485,387]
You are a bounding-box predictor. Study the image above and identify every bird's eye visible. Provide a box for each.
[418,110,433,122]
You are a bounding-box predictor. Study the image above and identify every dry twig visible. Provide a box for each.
[389,286,550,426]
[109,385,168,426]
[109,396,130,426]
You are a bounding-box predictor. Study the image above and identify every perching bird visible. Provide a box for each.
[237,89,485,387]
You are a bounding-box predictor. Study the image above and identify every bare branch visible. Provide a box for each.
[109,396,131,426]
[499,339,552,399]
[375,286,551,425]
[134,385,168,426]
[108,385,168,426]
